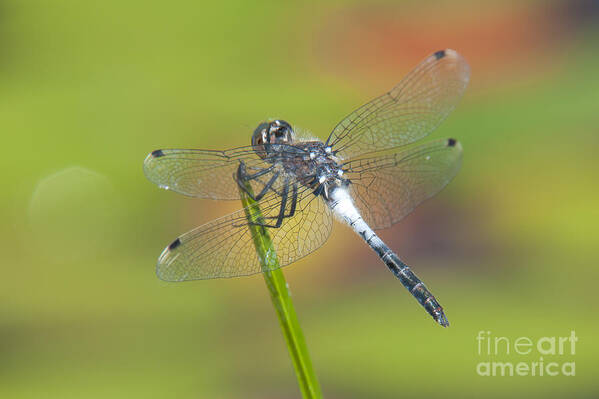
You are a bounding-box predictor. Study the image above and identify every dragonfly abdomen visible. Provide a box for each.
[381,251,449,327]
[328,186,449,327]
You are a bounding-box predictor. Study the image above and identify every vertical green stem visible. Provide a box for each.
[238,180,323,399]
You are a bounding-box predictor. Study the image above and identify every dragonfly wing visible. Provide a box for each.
[343,138,462,230]
[143,146,298,200]
[156,185,333,280]
[326,49,470,159]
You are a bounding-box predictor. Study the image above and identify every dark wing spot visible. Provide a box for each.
[434,50,446,60]
[168,238,181,250]
[151,149,165,158]
[447,138,457,147]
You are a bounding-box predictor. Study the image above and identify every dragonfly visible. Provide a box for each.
[144,49,470,327]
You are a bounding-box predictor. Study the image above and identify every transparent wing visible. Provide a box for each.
[156,184,333,280]
[326,49,470,159]
[143,145,305,200]
[343,138,462,230]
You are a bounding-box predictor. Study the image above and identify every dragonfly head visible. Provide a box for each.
[252,120,295,159]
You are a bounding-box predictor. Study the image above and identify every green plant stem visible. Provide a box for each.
[238,180,323,399]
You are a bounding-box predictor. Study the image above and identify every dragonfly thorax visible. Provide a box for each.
[252,120,345,197]
[278,140,346,199]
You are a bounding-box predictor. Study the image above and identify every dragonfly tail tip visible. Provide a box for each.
[437,313,450,328]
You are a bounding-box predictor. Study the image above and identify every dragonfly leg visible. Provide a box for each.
[246,171,280,201]
[249,177,290,229]
[262,182,298,219]
[237,161,274,181]
[312,183,325,197]
[236,163,279,201]
[286,183,298,218]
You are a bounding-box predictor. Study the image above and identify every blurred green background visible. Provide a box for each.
[2,0,598,398]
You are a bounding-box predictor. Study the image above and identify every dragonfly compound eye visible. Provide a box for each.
[252,122,270,158]
[268,120,294,144]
